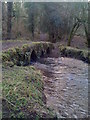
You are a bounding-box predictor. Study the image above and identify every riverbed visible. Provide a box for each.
[34,57,88,118]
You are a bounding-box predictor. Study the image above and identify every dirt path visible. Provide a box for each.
[2,34,47,51]
[2,41,32,51]
[2,35,88,51]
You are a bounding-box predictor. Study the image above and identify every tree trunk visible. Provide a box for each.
[87,2,90,47]
[31,13,34,40]
[67,21,80,46]
[28,3,35,40]
[84,23,90,47]
[7,2,13,40]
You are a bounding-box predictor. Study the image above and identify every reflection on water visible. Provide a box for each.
[34,57,88,118]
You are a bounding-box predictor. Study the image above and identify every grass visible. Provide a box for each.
[2,65,54,118]
[2,39,31,43]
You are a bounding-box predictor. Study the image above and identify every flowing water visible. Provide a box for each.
[34,57,88,118]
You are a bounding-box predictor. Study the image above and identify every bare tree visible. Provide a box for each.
[7,2,13,40]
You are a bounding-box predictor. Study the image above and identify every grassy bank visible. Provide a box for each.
[2,65,54,119]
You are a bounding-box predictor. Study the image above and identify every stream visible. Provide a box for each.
[34,57,88,118]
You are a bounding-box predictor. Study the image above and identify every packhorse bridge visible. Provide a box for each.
[2,42,54,66]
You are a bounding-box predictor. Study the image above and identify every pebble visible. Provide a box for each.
[61,89,67,92]
[73,103,79,107]
[59,104,65,109]
[79,108,86,112]
[73,114,78,118]
[64,112,69,116]
[80,111,86,115]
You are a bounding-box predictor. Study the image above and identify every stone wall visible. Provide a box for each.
[59,45,90,64]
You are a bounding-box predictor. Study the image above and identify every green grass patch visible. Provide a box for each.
[2,65,43,118]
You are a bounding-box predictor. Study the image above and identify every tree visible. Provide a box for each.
[7,2,13,40]
[13,2,22,38]
[67,20,81,46]
[2,2,88,43]
[24,3,36,40]
[88,2,90,47]
[2,2,7,40]
[40,3,62,43]
[82,2,90,47]
[67,2,88,46]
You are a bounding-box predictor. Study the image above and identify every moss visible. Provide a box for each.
[2,42,54,66]
[2,48,17,64]
[59,45,90,63]
[3,61,14,68]
[22,44,31,53]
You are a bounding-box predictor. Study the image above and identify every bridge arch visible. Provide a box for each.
[46,47,50,54]
[30,50,37,62]
[40,50,44,58]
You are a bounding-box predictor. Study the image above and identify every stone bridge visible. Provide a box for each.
[2,42,54,66]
